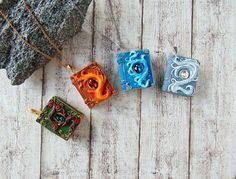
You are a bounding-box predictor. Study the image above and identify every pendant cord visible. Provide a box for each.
[1,0,175,69]
[0,10,66,68]
[23,0,68,63]
[0,0,74,72]
[1,0,128,70]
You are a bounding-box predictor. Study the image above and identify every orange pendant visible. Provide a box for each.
[71,62,116,108]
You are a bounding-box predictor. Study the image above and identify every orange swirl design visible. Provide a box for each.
[71,62,115,108]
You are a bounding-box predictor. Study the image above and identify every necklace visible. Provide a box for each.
[0,0,115,108]
[0,0,73,71]
[1,1,180,107]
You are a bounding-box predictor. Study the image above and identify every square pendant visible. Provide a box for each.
[36,96,84,140]
[71,62,116,108]
[116,50,155,91]
[162,55,200,97]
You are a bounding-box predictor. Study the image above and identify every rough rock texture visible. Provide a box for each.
[0,0,92,85]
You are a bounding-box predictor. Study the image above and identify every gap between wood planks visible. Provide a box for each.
[188,0,194,178]
[38,0,195,178]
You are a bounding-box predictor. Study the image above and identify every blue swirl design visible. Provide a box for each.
[126,51,150,88]
[168,56,200,96]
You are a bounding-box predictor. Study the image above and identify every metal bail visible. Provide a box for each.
[66,64,74,72]
[30,108,41,118]
[174,46,178,55]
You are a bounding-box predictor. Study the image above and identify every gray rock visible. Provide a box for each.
[0,0,92,85]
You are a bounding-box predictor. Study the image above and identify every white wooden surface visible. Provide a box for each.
[1,0,236,179]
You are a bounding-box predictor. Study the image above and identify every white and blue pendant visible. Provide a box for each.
[162,54,200,97]
[116,50,155,91]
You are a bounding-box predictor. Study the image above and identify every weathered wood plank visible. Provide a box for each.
[190,1,236,178]
[39,4,94,179]
[0,70,42,179]
[89,0,142,178]
[1,1,236,179]
[139,0,193,178]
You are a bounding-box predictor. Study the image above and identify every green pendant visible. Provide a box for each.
[36,96,84,140]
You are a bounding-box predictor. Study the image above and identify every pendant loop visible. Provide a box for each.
[30,108,41,118]
[66,64,75,72]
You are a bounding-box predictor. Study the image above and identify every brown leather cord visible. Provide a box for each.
[0,0,74,72]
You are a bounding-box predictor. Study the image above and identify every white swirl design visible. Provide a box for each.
[168,56,200,96]
[126,51,150,88]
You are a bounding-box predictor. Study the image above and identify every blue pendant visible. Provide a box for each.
[162,54,200,97]
[116,50,155,91]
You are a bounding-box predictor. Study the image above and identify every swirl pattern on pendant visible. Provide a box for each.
[70,62,116,108]
[167,56,200,96]
[126,51,150,88]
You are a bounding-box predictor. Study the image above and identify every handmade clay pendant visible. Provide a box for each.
[71,62,116,108]
[36,96,84,140]
[162,55,200,97]
[116,50,155,91]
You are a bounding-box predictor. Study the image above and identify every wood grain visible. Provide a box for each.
[1,0,236,179]
[89,0,142,178]
[139,0,192,178]
[190,0,236,178]
[39,4,94,179]
[0,70,42,179]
